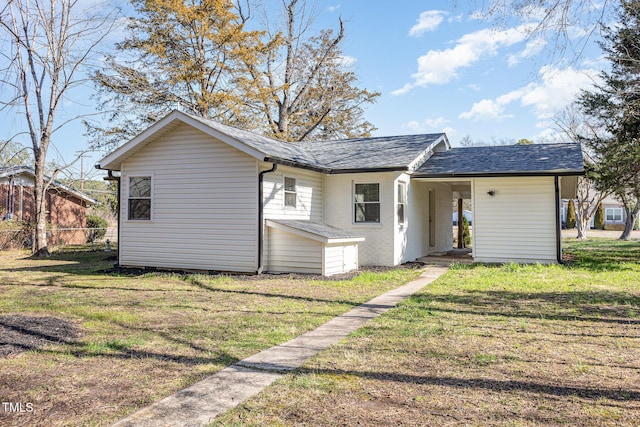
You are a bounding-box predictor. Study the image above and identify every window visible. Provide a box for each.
[284,177,296,208]
[128,176,152,220]
[397,182,407,224]
[605,207,623,222]
[354,183,380,223]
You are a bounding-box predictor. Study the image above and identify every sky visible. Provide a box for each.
[1,0,607,180]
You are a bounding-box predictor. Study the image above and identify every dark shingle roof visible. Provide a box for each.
[299,134,446,171]
[0,166,98,204]
[190,114,446,172]
[414,143,584,177]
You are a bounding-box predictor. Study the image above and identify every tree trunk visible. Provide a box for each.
[33,154,50,256]
[619,206,639,240]
[575,215,590,240]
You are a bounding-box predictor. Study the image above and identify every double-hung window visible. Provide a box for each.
[397,182,407,225]
[354,183,380,223]
[605,207,623,222]
[284,177,297,208]
[128,176,152,220]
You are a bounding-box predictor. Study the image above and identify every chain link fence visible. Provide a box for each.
[0,225,117,250]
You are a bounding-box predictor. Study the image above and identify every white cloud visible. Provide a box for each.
[327,4,341,13]
[459,99,513,121]
[337,55,357,67]
[459,65,599,122]
[404,116,450,133]
[409,10,447,37]
[393,24,534,95]
[508,38,547,66]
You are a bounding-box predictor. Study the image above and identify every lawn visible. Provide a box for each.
[214,238,640,427]
[0,247,421,426]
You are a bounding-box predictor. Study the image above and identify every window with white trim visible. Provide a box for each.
[605,207,623,222]
[354,183,380,223]
[397,182,407,224]
[284,177,296,208]
[128,176,152,220]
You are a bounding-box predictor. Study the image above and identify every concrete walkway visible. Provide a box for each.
[111,266,448,427]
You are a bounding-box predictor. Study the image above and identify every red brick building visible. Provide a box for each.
[1,166,96,245]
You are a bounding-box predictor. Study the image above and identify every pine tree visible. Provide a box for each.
[579,0,640,240]
[566,200,577,229]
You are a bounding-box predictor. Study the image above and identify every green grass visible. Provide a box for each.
[0,247,421,426]
[214,238,640,426]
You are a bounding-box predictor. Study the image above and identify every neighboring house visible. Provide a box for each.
[0,166,97,244]
[561,194,628,229]
[97,110,584,275]
[452,210,473,226]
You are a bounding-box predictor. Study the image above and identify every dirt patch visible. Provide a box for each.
[0,315,80,358]
[105,261,426,282]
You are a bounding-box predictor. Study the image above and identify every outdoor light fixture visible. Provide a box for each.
[487,190,496,196]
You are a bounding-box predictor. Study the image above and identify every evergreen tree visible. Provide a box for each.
[566,199,577,229]
[579,0,640,240]
[594,202,605,229]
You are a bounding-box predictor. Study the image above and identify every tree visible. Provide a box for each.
[91,0,379,147]
[566,199,577,229]
[594,202,605,229]
[239,0,379,141]
[515,138,534,145]
[475,0,614,57]
[554,104,610,239]
[578,0,640,240]
[0,0,116,255]
[573,175,608,238]
[0,140,32,167]
[89,0,266,150]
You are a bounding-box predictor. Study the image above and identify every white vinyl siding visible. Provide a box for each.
[324,244,358,276]
[119,123,259,272]
[473,176,557,263]
[262,165,323,221]
[267,227,322,275]
[266,226,359,276]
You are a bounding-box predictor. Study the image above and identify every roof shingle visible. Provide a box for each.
[414,143,584,177]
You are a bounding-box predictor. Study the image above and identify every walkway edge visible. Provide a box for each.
[111,266,449,427]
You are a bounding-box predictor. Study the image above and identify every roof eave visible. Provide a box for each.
[97,110,270,171]
[414,169,586,179]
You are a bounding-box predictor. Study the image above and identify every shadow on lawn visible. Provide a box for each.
[411,289,640,325]
[296,367,640,403]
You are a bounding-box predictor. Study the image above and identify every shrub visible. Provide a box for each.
[594,202,605,230]
[86,214,108,242]
[462,216,471,247]
[566,200,576,229]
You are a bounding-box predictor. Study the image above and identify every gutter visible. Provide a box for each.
[257,163,278,273]
[554,176,564,265]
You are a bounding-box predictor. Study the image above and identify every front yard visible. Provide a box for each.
[0,249,420,426]
[215,238,640,426]
[1,239,639,426]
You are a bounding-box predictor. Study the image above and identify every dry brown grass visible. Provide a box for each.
[0,248,421,426]
[214,239,640,426]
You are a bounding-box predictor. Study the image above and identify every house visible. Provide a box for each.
[452,210,472,226]
[0,166,97,244]
[97,110,584,275]
[561,194,631,229]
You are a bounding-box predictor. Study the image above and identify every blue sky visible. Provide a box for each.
[2,0,605,179]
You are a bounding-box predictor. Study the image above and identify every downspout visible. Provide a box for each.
[257,163,278,273]
[554,176,564,264]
